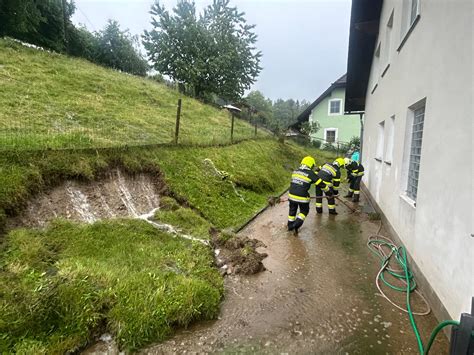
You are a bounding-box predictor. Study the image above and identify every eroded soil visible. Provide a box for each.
[7,169,162,228]
[212,233,268,275]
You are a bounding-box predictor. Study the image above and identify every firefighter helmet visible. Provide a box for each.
[344,157,351,166]
[301,156,316,169]
[351,151,360,162]
[334,157,346,167]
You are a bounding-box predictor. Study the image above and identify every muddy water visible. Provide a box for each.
[141,196,449,354]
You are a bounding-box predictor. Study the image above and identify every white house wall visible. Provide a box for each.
[361,0,473,318]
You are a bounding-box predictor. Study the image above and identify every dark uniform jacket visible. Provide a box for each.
[316,163,342,193]
[288,165,319,203]
[346,161,365,180]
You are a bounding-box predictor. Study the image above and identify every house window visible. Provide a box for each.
[375,121,385,160]
[383,10,394,72]
[328,99,342,115]
[399,0,420,50]
[375,42,381,58]
[370,43,381,92]
[410,0,419,26]
[406,105,425,201]
[385,115,395,163]
[325,128,337,143]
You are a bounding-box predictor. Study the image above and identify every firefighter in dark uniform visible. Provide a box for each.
[288,156,319,233]
[315,157,346,215]
[344,158,365,202]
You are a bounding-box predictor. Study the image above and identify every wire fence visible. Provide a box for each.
[0,41,267,152]
[287,134,359,157]
[0,99,269,152]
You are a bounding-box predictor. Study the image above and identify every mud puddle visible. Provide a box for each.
[133,194,449,355]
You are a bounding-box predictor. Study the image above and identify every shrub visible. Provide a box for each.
[312,140,322,149]
[322,143,336,152]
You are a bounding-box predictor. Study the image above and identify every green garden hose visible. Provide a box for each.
[424,320,460,354]
[367,224,460,354]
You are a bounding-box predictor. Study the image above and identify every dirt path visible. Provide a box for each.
[140,195,448,354]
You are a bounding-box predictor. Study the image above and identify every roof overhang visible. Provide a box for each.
[345,0,383,113]
[291,74,347,129]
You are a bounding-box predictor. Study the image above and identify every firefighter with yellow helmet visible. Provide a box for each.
[287,156,318,233]
[315,157,346,215]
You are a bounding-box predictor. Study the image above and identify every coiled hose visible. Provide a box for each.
[367,222,460,354]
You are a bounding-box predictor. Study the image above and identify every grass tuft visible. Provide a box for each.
[155,198,213,239]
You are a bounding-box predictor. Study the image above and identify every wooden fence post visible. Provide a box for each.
[254,121,257,137]
[230,112,235,143]
[174,98,182,144]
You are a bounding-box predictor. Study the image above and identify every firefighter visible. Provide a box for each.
[344,158,365,202]
[315,157,345,215]
[288,156,319,233]
[351,150,360,162]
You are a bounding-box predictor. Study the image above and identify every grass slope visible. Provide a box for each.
[0,37,337,353]
[0,38,264,149]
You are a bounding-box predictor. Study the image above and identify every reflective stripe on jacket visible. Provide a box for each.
[317,163,341,190]
[346,161,365,178]
[288,165,319,203]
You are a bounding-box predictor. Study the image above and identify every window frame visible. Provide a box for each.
[382,10,394,75]
[398,0,421,52]
[409,0,419,26]
[384,115,395,164]
[400,98,427,207]
[370,42,381,93]
[328,99,343,116]
[324,128,338,143]
[375,120,385,161]
[406,105,425,201]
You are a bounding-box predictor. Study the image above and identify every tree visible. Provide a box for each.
[143,1,211,96]
[67,24,98,61]
[0,0,75,52]
[95,20,149,76]
[0,0,43,39]
[244,90,273,124]
[202,0,262,100]
[143,0,261,100]
[300,121,320,136]
[272,98,311,130]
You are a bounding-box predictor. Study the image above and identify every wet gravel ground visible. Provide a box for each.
[87,194,449,354]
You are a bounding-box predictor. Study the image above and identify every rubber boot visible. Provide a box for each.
[344,191,354,198]
[293,219,303,235]
[316,207,323,214]
[352,194,360,203]
[328,209,338,215]
[287,221,295,231]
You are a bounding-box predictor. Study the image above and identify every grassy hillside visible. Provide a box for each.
[0,37,338,353]
[0,38,263,149]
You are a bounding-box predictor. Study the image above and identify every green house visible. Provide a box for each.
[295,74,360,146]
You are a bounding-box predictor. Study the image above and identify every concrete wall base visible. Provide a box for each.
[361,183,453,337]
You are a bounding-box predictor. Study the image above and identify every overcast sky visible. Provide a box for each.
[72,0,352,102]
